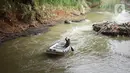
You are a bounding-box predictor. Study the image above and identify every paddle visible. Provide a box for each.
[71,47,74,51]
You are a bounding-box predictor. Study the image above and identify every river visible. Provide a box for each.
[0,11,130,73]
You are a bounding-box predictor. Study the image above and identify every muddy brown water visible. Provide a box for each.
[0,12,130,73]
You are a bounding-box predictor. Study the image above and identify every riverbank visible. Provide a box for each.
[0,9,87,45]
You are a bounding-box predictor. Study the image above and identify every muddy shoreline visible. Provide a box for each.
[0,25,49,44]
[0,18,64,45]
[0,14,87,45]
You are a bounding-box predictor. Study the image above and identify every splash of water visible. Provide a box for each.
[113,10,130,24]
[109,40,130,58]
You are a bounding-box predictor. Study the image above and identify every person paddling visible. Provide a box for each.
[64,37,74,51]
[64,37,70,48]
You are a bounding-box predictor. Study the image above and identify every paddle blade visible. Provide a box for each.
[71,47,74,51]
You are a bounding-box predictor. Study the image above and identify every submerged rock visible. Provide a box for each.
[64,19,90,24]
[64,20,72,24]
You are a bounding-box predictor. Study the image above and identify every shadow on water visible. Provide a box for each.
[43,53,64,59]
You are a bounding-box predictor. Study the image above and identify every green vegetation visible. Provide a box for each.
[38,0,80,6]
[0,0,89,23]
[0,0,121,24]
[100,0,120,11]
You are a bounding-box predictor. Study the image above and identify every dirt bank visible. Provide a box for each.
[0,10,87,45]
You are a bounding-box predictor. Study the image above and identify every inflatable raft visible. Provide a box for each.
[46,41,72,55]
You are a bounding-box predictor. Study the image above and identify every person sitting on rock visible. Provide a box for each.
[64,37,70,48]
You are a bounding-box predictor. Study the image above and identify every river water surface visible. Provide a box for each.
[0,12,130,73]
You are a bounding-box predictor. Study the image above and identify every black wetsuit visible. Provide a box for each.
[64,39,70,48]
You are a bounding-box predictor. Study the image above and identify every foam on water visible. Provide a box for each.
[113,10,130,24]
[109,40,130,58]
[62,24,92,38]
[97,11,112,15]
